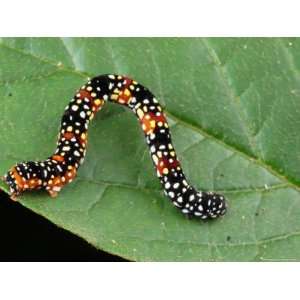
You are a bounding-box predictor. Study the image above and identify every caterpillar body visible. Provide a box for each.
[2,74,227,220]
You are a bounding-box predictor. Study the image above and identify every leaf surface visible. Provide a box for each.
[0,38,299,261]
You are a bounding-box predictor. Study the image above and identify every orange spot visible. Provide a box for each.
[52,155,64,162]
[46,176,65,197]
[79,89,93,101]
[47,176,64,188]
[141,113,167,134]
[53,177,62,185]
[63,132,75,140]
[93,99,103,106]
[63,167,77,182]
[79,132,88,145]
[28,179,42,189]
[11,168,24,189]
[123,77,133,88]
[118,88,132,104]
[11,168,44,191]
[91,99,104,113]
[156,157,180,176]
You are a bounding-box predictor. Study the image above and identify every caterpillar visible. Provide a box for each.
[2,74,227,220]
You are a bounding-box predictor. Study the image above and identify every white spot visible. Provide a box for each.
[177,196,183,203]
[74,150,80,157]
[80,111,86,119]
[71,105,79,111]
[173,183,180,189]
[189,194,195,201]
[168,191,175,198]
[150,145,156,153]
[57,165,63,172]
[149,133,155,140]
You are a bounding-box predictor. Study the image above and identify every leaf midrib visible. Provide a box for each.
[0,152,290,194]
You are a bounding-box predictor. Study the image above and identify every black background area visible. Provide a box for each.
[0,190,127,261]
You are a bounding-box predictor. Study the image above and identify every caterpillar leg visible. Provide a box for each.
[2,74,227,220]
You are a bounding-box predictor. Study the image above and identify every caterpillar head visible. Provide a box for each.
[2,170,21,200]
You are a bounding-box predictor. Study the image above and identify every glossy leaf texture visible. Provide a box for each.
[0,38,299,261]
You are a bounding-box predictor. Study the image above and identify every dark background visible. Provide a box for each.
[0,190,127,261]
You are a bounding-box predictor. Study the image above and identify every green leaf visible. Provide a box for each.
[0,38,299,261]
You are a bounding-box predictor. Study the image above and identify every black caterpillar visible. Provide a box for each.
[2,74,227,220]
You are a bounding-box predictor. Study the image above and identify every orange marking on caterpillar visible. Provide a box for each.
[140,112,167,134]
[11,167,24,188]
[46,176,64,198]
[79,90,93,101]
[64,166,77,182]
[156,157,180,176]
[28,178,43,190]
[115,76,133,104]
[92,99,105,113]
[79,132,88,146]
[63,132,75,140]
[52,155,64,162]
[123,77,133,88]
[118,88,132,104]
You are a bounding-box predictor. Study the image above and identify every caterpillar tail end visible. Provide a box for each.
[180,189,227,220]
[200,192,227,219]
